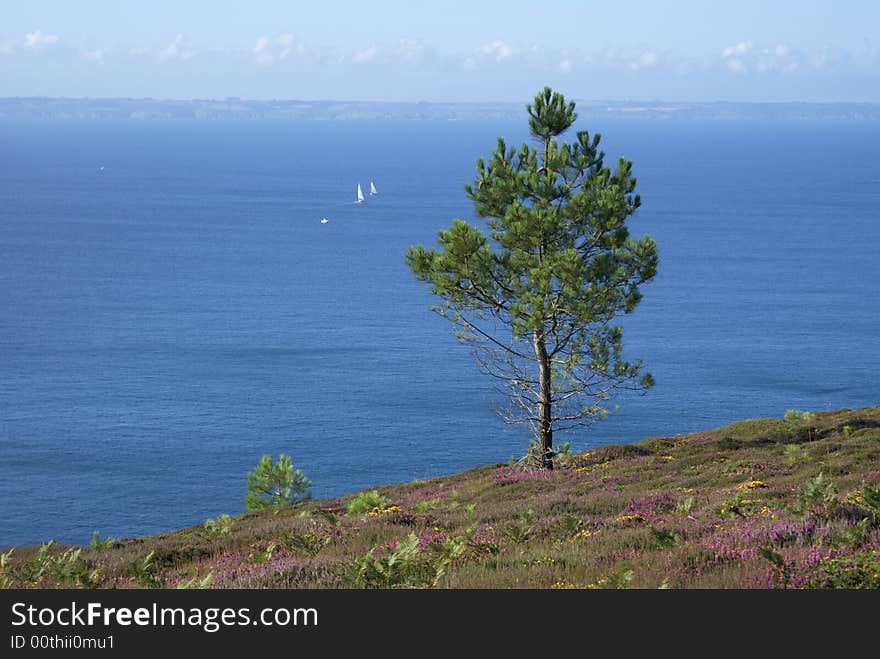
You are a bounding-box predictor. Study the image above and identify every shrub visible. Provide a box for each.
[204,514,234,538]
[413,498,442,512]
[676,496,695,516]
[344,529,472,588]
[245,455,312,511]
[802,553,880,589]
[13,541,105,588]
[89,531,116,551]
[346,490,389,515]
[757,546,789,587]
[249,542,278,564]
[650,528,678,549]
[555,514,583,540]
[782,443,807,466]
[717,493,763,519]
[837,518,870,547]
[592,563,635,589]
[280,530,330,557]
[312,508,339,526]
[128,551,161,588]
[344,534,427,588]
[854,486,880,520]
[791,473,837,517]
[20,541,55,586]
[50,548,104,588]
[784,409,816,422]
[174,573,214,589]
[502,522,532,545]
[0,549,14,588]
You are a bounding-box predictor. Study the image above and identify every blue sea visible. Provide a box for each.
[1,118,878,546]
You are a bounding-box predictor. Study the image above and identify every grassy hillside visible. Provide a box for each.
[3,406,879,589]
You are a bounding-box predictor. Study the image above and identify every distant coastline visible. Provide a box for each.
[2,97,880,121]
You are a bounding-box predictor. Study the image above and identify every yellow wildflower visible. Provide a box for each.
[569,529,594,542]
[844,490,865,505]
[613,513,645,524]
[737,480,767,491]
[367,505,402,516]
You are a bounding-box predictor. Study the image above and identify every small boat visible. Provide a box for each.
[356,183,365,204]
[320,217,329,224]
[369,181,378,196]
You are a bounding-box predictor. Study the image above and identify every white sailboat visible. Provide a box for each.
[356,183,365,204]
[369,181,378,196]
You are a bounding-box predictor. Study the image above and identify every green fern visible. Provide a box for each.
[89,531,116,551]
[175,573,214,589]
[346,490,389,515]
[791,473,837,516]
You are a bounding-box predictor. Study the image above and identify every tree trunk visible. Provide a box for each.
[533,332,554,470]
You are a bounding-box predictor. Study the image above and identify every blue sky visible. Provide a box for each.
[1,1,878,101]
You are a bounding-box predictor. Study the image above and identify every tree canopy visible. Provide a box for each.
[244,454,312,510]
[406,87,658,469]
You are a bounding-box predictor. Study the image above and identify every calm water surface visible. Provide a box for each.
[1,118,877,545]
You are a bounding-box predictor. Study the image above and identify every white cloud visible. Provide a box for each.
[479,39,514,61]
[718,40,804,76]
[640,51,658,67]
[726,58,747,74]
[23,30,58,49]
[807,46,843,71]
[559,59,572,74]
[159,34,193,61]
[270,33,303,61]
[253,34,303,67]
[352,45,377,63]
[722,40,752,58]
[277,33,295,59]
[630,50,658,71]
[84,48,105,62]
[254,36,273,66]
[396,38,426,63]
[754,44,798,74]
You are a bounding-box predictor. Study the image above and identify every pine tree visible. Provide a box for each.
[406,87,658,469]
[244,454,312,510]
